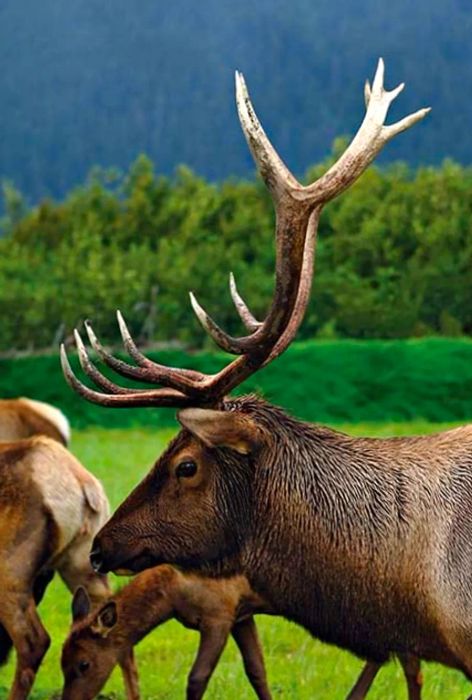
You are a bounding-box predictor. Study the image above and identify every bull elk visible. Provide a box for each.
[0,397,70,444]
[61,565,273,700]
[61,61,443,698]
[0,436,136,700]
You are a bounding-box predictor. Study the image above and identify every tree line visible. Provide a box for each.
[1,147,471,353]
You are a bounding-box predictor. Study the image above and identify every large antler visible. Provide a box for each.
[61,59,429,408]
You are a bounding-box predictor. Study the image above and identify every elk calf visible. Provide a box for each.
[0,436,135,700]
[0,398,70,445]
[61,565,272,700]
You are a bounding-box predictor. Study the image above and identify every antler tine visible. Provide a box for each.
[116,311,205,383]
[84,320,157,380]
[61,344,192,408]
[229,273,261,332]
[85,320,202,394]
[189,275,262,350]
[189,292,246,354]
[74,329,140,395]
[304,58,430,205]
[235,71,299,200]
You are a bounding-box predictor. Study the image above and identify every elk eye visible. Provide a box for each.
[176,460,197,478]
[78,660,90,674]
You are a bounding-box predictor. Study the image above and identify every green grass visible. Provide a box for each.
[1,422,472,699]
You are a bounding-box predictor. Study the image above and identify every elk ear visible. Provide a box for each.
[82,481,103,513]
[91,601,118,638]
[72,586,91,622]
[177,408,259,455]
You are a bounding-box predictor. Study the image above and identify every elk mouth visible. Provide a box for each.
[109,548,158,575]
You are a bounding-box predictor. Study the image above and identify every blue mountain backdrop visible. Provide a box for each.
[0,0,470,201]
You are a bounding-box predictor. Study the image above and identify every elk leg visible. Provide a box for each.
[398,653,422,700]
[2,594,50,700]
[186,624,232,700]
[231,616,272,700]
[119,647,140,700]
[32,569,54,607]
[345,661,383,700]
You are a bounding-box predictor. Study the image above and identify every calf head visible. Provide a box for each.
[61,588,121,700]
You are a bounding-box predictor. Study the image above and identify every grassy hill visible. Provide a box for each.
[2,338,472,428]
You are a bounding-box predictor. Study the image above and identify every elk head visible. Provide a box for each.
[61,60,429,575]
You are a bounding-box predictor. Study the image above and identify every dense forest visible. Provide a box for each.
[0,0,472,201]
[1,151,472,353]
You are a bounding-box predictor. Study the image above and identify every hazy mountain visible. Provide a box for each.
[0,0,471,201]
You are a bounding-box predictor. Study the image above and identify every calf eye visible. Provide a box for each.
[176,460,197,478]
[78,660,90,674]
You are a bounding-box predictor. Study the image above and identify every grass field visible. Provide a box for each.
[1,421,472,699]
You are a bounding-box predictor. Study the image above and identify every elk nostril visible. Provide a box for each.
[89,546,104,573]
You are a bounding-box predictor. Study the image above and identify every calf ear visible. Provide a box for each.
[177,408,260,455]
[91,601,118,638]
[72,586,91,622]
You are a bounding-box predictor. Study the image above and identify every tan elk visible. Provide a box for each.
[0,397,70,444]
[61,565,273,700]
[61,60,441,699]
[0,436,137,700]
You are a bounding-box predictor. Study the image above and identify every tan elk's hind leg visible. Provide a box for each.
[398,654,422,700]
[345,661,383,700]
[0,589,50,700]
[231,617,272,700]
[186,624,233,700]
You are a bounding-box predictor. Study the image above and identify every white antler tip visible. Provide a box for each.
[116,309,129,335]
[84,320,98,345]
[235,71,248,101]
[189,291,200,312]
[60,344,72,372]
[372,57,385,93]
[392,82,405,97]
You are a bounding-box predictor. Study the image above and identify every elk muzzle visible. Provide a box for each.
[90,529,157,575]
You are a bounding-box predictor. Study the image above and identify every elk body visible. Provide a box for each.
[0,398,70,445]
[0,436,136,700]
[62,61,439,697]
[62,564,273,700]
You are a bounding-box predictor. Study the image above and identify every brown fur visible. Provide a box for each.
[92,396,472,695]
[0,399,68,445]
[0,436,117,700]
[61,565,272,700]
